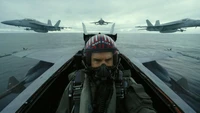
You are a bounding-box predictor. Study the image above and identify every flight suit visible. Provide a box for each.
[56,70,156,113]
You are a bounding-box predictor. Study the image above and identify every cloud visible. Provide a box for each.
[0,0,200,33]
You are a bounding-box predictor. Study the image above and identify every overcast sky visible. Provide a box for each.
[0,0,199,33]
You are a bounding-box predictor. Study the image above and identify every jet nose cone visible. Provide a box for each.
[1,21,7,24]
[1,20,19,26]
[1,21,10,25]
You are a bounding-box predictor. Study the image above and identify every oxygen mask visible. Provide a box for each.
[91,64,116,81]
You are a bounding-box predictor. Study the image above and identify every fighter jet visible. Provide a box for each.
[0,23,199,113]
[136,18,200,33]
[1,18,71,33]
[90,18,113,25]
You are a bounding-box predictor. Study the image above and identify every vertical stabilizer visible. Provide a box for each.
[54,20,61,27]
[110,23,115,34]
[155,20,160,26]
[146,19,153,26]
[48,20,52,26]
[82,23,87,34]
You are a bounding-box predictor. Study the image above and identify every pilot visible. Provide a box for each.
[56,34,156,113]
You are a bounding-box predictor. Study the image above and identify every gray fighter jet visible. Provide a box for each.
[91,18,113,25]
[1,18,71,33]
[0,23,199,113]
[136,18,200,33]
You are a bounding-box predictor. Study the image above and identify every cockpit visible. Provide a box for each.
[181,18,190,21]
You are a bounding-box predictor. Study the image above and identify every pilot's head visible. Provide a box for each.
[83,34,119,80]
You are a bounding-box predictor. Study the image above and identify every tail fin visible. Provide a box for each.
[155,20,160,26]
[146,19,153,26]
[54,20,61,27]
[110,23,115,34]
[82,22,87,34]
[48,20,52,26]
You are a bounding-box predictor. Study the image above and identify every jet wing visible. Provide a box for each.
[57,26,72,29]
[135,26,147,28]
[90,22,99,24]
[147,24,181,29]
[137,51,180,63]
[13,47,82,63]
[105,21,112,24]
[136,21,183,29]
[13,47,180,64]
[160,21,183,26]
[30,22,52,27]
[119,48,180,63]
[29,22,71,29]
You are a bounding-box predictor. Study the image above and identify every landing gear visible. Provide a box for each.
[178,29,186,32]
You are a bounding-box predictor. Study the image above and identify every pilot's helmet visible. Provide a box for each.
[84,34,119,67]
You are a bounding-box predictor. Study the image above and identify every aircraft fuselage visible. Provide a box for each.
[96,19,107,25]
[145,18,200,33]
[1,19,63,33]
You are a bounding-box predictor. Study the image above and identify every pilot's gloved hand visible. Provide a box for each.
[125,84,156,113]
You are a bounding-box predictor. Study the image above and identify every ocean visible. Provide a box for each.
[0,33,200,112]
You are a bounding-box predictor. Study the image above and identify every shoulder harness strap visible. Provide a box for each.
[69,70,85,113]
[69,69,132,113]
[115,70,131,99]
